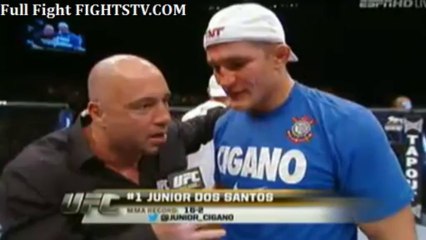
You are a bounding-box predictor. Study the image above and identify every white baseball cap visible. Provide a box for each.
[203,3,298,62]
[207,75,227,97]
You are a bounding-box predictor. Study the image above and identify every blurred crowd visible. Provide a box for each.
[42,84,207,112]
[31,83,415,115]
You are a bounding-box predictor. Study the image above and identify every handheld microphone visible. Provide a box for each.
[167,167,205,189]
[167,167,222,230]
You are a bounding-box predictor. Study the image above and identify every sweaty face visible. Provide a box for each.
[102,71,171,155]
[206,42,277,111]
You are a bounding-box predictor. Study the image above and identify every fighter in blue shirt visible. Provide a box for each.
[202,3,416,240]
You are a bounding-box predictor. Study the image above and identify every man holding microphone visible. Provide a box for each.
[0,54,226,240]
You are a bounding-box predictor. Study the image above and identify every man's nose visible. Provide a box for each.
[154,103,171,126]
[217,70,236,89]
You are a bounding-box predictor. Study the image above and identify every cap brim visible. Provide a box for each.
[209,89,227,98]
[289,50,298,62]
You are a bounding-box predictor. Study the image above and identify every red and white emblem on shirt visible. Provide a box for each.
[287,116,315,143]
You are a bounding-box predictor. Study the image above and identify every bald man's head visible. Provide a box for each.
[392,95,412,110]
[43,24,55,37]
[86,54,171,155]
[88,54,162,103]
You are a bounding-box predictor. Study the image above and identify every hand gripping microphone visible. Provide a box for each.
[167,167,222,230]
[167,167,205,189]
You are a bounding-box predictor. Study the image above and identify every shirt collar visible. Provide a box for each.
[68,116,96,170]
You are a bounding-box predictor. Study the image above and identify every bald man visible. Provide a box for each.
[31,24,57,49]
[0,55,225,240]
[392,95,413,110]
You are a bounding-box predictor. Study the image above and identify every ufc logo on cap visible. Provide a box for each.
[206,27,225,38]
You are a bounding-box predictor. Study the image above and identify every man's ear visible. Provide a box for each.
[87,101,105,126]
[273,44,291,67]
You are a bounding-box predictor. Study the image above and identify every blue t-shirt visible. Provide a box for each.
[214,82,413,240]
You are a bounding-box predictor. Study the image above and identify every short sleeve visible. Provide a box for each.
[334,108,413,223]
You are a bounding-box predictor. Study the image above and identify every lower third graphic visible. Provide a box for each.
[148,213,159,223]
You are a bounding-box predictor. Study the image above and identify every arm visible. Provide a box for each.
[151,224,225,240]
[359,206,416,240]
[1,167,86,240]
[1,168,156,240]
[176,107,226,154]
[334,109,416,240]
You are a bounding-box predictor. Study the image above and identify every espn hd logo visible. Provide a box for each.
[359,0,426,8]
[167,167,205,189]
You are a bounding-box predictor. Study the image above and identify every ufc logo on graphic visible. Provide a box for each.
[206,27,225,39]
[60,193,120,215]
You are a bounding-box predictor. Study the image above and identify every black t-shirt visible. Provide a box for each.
[0,107,225,240]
